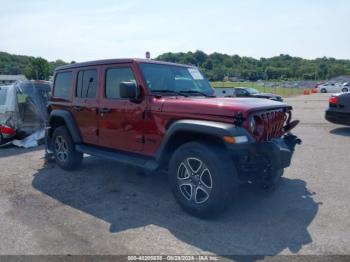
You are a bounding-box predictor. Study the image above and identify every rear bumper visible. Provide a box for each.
[325,110,350,126]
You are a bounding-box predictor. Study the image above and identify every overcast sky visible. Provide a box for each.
[0,0,349,62]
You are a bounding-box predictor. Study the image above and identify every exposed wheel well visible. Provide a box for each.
[48,116,66,138]
[159,131,227,169]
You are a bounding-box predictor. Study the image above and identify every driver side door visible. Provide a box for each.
[98,64,144,152]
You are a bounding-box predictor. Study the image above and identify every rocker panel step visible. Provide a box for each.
[76,144,159,171]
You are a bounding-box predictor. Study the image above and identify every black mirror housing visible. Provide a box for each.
[119,82,139,100]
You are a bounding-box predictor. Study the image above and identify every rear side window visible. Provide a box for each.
[105,67,136,99]
[76,69,97,98]
[54,72,72,98]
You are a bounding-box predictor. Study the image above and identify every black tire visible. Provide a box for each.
[52,126,83,170]
[342,88,348,92]
[321,88,327,93]
[169,141,238,218]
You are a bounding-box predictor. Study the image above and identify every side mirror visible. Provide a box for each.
[119,82,140,102]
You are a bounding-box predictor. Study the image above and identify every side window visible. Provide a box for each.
[235,89,244,95]
[105,67,136,99]
[54,72,72,98]
[76,69,97,98]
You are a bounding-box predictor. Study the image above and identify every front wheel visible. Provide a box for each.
[342,87,348,92]
[169,141,238,218]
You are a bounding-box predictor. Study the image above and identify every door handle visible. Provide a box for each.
[73,106,84,111]
[100,108,111,114]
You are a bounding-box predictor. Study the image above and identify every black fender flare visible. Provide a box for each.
[48,110,82,143]
[155,119,253,162]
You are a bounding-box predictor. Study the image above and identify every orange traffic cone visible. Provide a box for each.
[303,89,310,95]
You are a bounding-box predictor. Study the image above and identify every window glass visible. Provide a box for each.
[140,63,214,96]
[76,69,97,98]
[54,72,72,98]
[105,67,136,99]
[235,88,246,95]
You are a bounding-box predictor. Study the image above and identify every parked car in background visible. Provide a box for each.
[234,87,283,102]
[325,92,350,126]
[0,80,51,145]
[215,87,283,102]
[316,82,349,93]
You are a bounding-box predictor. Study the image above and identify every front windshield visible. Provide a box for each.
[140,63,214,96]
[247,88,259,94]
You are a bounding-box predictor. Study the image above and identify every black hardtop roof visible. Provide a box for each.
[56,58,194,71]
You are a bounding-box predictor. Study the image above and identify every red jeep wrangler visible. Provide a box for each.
[47,59,301,217]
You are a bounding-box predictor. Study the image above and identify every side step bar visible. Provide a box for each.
[76,144,159,171]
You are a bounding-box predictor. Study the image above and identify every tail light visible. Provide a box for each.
[329,96,337,105]
[0,125,16,135]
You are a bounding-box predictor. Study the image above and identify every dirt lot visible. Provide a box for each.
[0,93,349,258]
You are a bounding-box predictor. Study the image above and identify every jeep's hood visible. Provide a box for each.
[157,96,290,117]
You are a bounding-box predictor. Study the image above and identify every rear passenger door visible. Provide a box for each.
[72,67,100,145]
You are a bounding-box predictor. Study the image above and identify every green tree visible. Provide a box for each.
[49,59,68,75]
[25,57,50,80]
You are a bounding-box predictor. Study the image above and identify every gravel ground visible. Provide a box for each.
[0,93,349,259]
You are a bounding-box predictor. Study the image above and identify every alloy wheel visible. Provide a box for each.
[54,136,69,162]
[177,157,213,204]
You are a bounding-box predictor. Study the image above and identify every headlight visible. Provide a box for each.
[249,117,256,133]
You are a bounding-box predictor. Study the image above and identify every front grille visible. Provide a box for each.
[254,109,287,142]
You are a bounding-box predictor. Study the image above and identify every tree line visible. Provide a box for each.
[1,50,350,81]
[0,51,69,80]
[157,51,350,81]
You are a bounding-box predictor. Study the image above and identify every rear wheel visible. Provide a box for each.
[342,87,348,92]
[52,126,82,170]
[321,88,327,93]
[169,141,238,218]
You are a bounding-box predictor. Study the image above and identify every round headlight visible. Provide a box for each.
[250,117,256,133]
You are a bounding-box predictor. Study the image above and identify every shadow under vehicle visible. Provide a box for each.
[32,157,319,259]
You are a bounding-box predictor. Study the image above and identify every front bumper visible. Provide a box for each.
[325,110,350,126]
[229,133,301,183]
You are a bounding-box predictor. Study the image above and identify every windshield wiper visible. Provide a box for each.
[151,90,188,97]
[179,90,215,97]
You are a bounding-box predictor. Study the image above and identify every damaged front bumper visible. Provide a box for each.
[230,133,302,184]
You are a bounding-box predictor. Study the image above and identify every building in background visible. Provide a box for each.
[0,75,27,85]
